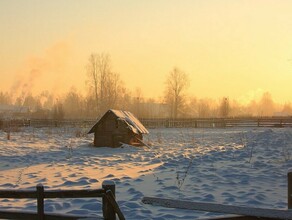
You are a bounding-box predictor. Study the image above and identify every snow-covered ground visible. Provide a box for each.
[1,126,292,219]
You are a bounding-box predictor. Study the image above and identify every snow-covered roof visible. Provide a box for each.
[88,109,149,134]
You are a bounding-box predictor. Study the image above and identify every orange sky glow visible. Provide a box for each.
[1,0,292,104]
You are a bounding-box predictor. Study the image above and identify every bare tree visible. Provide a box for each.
[132,87,144,118]
[219,97,230,118]
[118,87,132,112]
[164,67,190,118]
[97,54,111,112]
[0,91,12,105]
[258,92,275,116]
[86,53,99,113]
[102,71,124,113]
[63,87,84,119]
[198,99,211,118]
[86,53,124,115]
[53,100,64,120]
[84,94,97,118]
[282,103,292,116]
[40,90,54,110]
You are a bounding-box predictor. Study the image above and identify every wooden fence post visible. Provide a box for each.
[36,184,44,220]
[288,169,292,209]
[102,180,116,220]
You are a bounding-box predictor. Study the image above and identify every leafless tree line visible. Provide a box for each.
[86,53,124,115]
[1,53,292,119]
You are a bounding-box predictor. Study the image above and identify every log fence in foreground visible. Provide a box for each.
[0,180,125,220]
[142,169,292,219]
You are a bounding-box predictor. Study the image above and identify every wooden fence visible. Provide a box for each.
[1,117,292,129]
[29,119,95,128]
[142,169,292,220]
[0,119,30,130]
[140,117,292,128]
[0,180,125,220]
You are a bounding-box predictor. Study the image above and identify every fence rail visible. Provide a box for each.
[1,117,292,129]
[142,169,292,220]
[0,180,125,220]
[140,117,292,128]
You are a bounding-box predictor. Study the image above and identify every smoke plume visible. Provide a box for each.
[10,41,71,100]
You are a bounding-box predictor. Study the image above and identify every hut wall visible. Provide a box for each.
[93,113,133,147]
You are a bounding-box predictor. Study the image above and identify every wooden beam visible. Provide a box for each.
[0,210,38,220]
[142,197,292,219]
[202,215,278,220]
[0,189,104,199]
[288,169,292,209]
[105,190,125,220]
[0,190,37,198]
[102,180,116,220]
[0,210,103,220]
[36,184,44,220]
[44,189,105,198]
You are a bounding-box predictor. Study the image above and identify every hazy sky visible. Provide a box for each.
[1,0,292,103]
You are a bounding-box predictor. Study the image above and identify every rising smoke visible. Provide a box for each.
[10,41,71,102]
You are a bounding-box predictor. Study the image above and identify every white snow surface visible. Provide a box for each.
[1,127,292,219]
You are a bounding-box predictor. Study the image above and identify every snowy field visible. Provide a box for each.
[1,126,292,219]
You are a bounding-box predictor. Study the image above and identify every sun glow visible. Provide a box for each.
[0,1,292,103]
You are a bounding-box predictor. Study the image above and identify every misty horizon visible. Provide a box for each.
[0,81,291,119]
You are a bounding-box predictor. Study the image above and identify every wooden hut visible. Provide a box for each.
[88,109,149,147]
